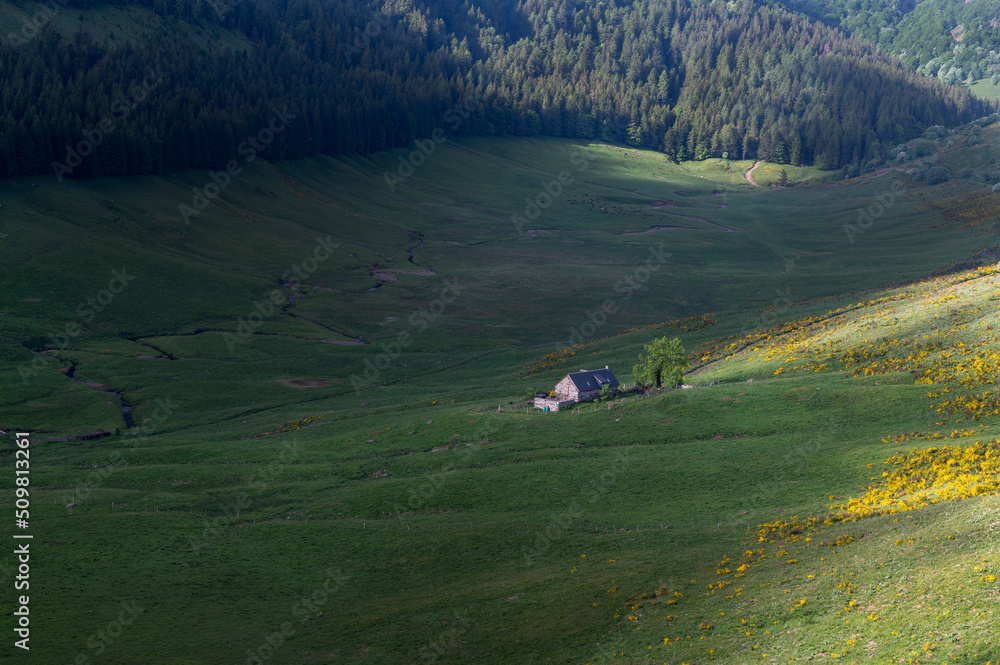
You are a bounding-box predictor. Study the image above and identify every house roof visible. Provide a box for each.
[566,366,619,391]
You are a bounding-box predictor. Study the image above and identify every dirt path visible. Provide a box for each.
[745,160,763,187]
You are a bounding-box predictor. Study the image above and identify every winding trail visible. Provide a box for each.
[745,160,763,187]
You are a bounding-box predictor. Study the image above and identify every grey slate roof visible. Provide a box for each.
[567,367,619,391]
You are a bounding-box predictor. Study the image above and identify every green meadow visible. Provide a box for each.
[969,79,1000,102]
[3,135,1000,663]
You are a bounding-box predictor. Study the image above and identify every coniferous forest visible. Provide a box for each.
[1,0,995,179]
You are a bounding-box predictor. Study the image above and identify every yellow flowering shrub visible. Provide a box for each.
[760,440,1000,542]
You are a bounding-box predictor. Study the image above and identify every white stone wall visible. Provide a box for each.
[554,376,578,400]
[534,396,575,411]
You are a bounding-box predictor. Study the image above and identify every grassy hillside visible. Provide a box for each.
[3,135,1000,663]
[969,79,1000,102]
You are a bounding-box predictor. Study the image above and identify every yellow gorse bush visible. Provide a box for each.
[920,189,1000,230]
[882,429,979,444]
[759,440,1000,542]
[705,263,1000,424]
[261,414,323,436]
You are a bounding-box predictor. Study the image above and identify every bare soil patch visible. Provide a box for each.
[372,269,437,282]
[619,224,692,235]
[279,379,331,388]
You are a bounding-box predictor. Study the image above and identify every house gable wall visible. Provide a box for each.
[555,376,578,400]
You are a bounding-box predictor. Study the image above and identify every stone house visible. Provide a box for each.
[534,366,620,411]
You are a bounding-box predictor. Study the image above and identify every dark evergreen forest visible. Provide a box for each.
[1,0,994,179]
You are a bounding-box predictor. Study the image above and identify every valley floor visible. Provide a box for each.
[2,136,1000,663]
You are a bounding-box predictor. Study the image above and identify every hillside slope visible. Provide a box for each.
[602,261,1000,664]
[768,0,1000,92]
[3,133,1000,662]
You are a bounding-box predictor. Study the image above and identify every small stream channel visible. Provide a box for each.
[280,291,366,344]
[63,362,134,429]
[364,236,437,291]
